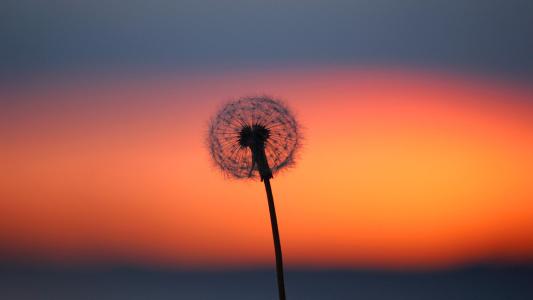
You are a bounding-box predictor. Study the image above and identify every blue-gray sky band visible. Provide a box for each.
[1,0,532,79]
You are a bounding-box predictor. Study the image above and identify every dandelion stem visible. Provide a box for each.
[263,178,287,300]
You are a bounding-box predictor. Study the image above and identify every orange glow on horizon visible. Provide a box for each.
[1,67,532,269]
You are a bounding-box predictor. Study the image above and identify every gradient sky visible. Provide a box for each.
[1,1,533,269]
[2,0,533,79]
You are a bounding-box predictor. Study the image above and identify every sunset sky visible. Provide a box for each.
[1,1,533,270]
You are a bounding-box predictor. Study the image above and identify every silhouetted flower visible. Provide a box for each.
[208,96,301,180]
[207,95,301,300]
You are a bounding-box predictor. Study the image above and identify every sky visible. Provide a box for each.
[1,1,533,270]
[2,0,533,79]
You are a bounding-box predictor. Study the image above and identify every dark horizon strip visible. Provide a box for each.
[1,263,532,300]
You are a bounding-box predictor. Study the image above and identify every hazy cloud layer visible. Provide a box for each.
[2,0,533,78]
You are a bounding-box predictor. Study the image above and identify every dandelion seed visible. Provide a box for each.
[207,96,302,300]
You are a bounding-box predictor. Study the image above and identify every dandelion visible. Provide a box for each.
[208,96,301,300]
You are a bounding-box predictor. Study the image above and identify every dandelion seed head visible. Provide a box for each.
[208,96,301,180]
